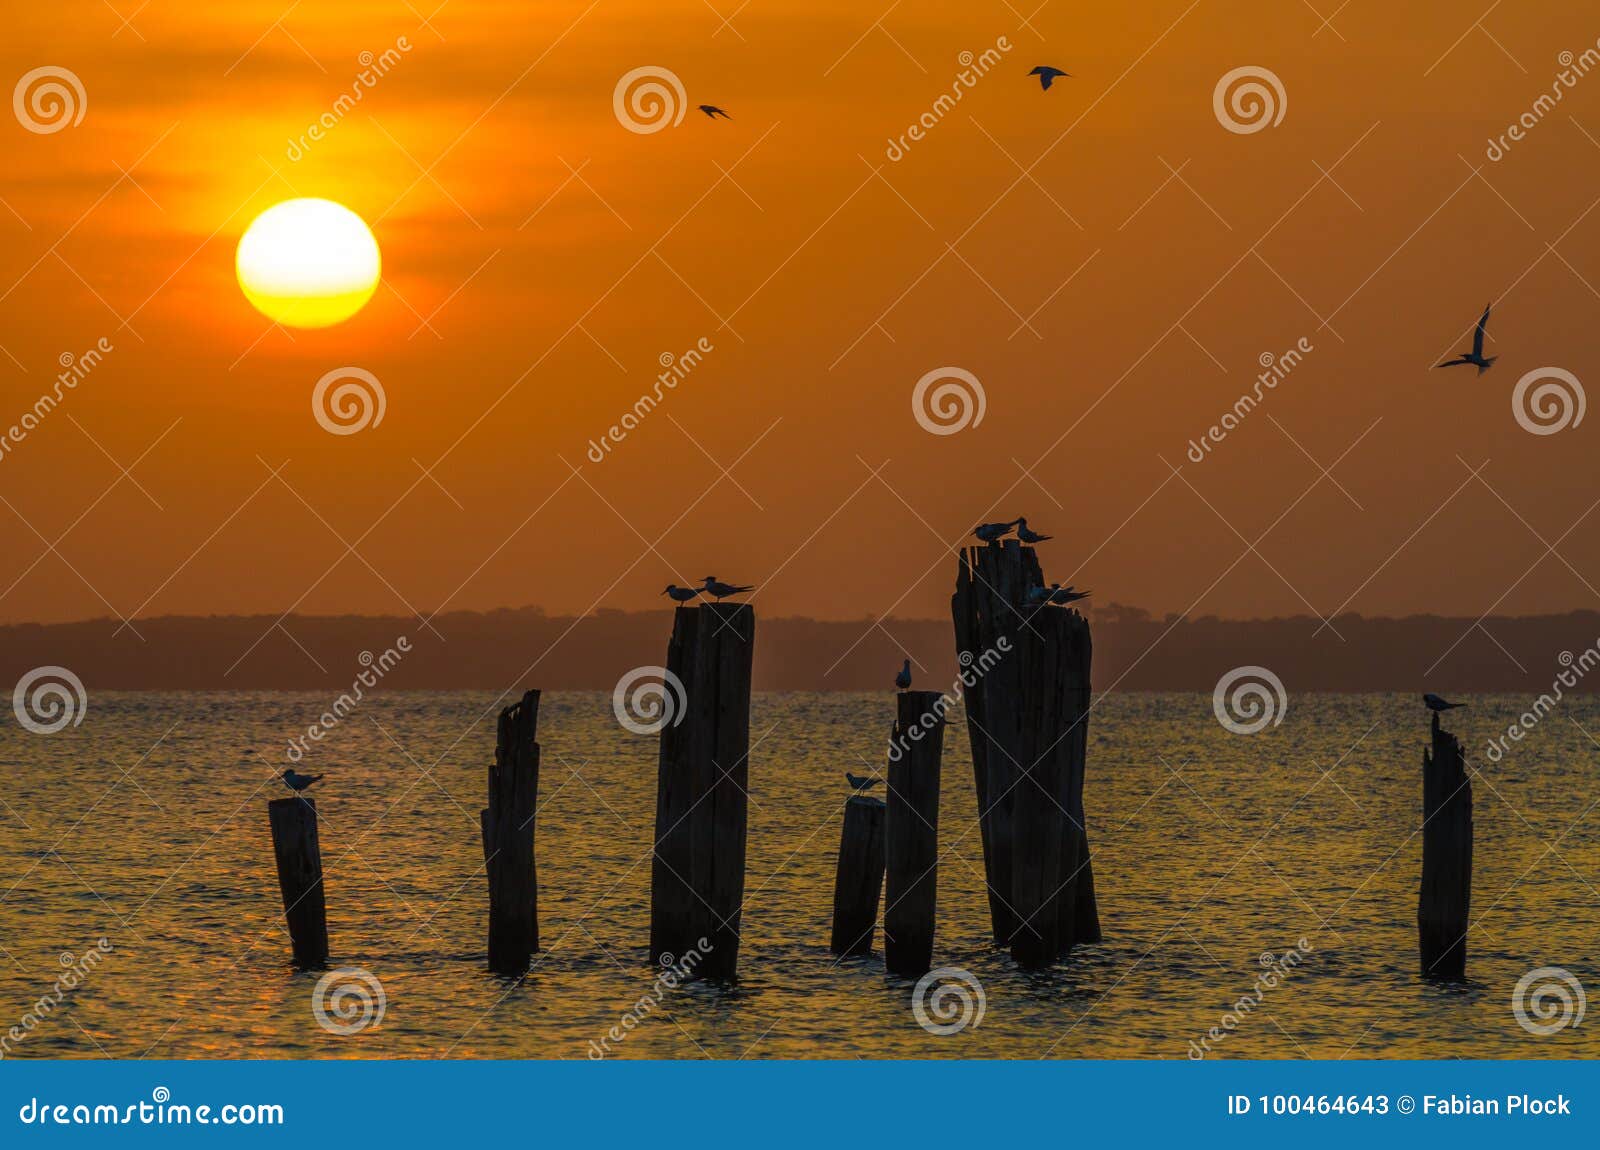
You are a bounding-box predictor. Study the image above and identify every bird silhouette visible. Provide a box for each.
[281,769,324,794]
[974,519,1020,543]
[895,658,912,690]
[1423,693,1466,712]
[698,104,731,119]
[1436,303,1496,375]
[1028,582,1090,605]
[662,584,701,603]
[845,772,880,792]
[701,576,755,600]
[1029,66,1071,90]
[1016,517,1052,543]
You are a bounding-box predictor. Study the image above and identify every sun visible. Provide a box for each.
[235,199,381,328]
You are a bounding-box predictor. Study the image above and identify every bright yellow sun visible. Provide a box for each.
[235,198,381,328]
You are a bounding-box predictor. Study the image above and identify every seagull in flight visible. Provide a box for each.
[698,104,731,119]
[1016,517,1052,544]
[1029,66,1071,90]
[845,772,880,792]
[281,769,324,794]
[662,584,701,603]
[895,658,912,690]
[974,519,1020,543]
[1423,693,1466,712]
[1436,303,1496,375]
[701,576,755,600]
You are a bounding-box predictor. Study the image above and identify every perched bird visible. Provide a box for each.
[1436,303,1497,375]
[661,584,701,603]
[698,104,731,119]
[701,576,755,600]
[281,769,324,794]
[1029,582,1090,605]
[1029,66,1071,90]
[974,519,1020,543]
[845,772,880,792]
[895,658,912,690]
[1423,693,1466,712]
[1016,517,1052,544]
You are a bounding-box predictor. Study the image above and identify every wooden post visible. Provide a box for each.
[830,795,886,956]
[883,690,944,977]
[482,689,540,974]
[650,601,755,980]
[267,797,328,968]
[1419,713,1472,981]
[952,540,1100,965]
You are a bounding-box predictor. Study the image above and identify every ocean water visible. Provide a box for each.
[0,690,1595,1060]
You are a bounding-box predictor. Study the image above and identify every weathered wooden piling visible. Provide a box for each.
[1418,713,1472,981]
[481,689,540,974]
[952,540,1098,966]
[830,795,886,956]
[883,690,944,977]
[267,797,329,968]
[650,601,755,980]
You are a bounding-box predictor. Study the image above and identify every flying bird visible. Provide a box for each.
[698,104,731,119]
[281,769,324,794]
[845,772,880,792]
[1029,66,1071,90]
[701,576,755,600]
[1423,693,1466,712]
[1016,517,1052,544]
[974,519,1020,543]
[895,658,912,690]
[1435,303,1496,375]
[661,584,701,603]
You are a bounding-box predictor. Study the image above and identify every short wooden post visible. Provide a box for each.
[830,795,886,956]
[267,797,328,968]
[650,601,755,980]
[482,689,540,974]
[883,690,944,977]
[1419,713,1472,981]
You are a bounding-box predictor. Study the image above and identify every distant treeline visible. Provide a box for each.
[1,604,1596,694]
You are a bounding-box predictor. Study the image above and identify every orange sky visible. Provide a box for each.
[2,1,1599,631]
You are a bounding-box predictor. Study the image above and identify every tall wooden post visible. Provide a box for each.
[883,690,944,977]
[650,601,755,980]
[267,797,328,968]
[1419,713,1472,981]
[830,795,886,956]
[482,689,540,974]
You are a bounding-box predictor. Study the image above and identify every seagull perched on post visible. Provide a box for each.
[894,658,912,690]
[1028,583,1090,606]
[662,584,701,603]
[1435,303,1497,375]
[974,519,1019,543]
[281,769,324,794]
[1029,66,1071,90]
[1423,693,1466,712]
[698,104,731,119]
[1016,517,1052,544]
[845,772,880,793]
[701,576,755,600]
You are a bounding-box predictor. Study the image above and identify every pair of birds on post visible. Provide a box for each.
[974,517,1050,544]
[662,576,756,602]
